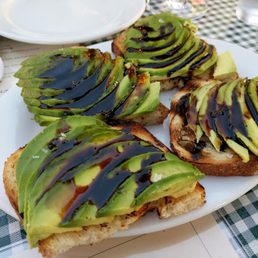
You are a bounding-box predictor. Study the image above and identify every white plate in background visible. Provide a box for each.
[0,39,258,237]
[0,0,145,45]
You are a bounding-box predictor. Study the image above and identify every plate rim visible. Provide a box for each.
[0,0,146,45]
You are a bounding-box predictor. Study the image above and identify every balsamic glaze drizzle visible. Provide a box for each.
[190,45,214,71]
[202,87,219,134]
[245,92,258,124]
[61,142,162,223]
[167,41,206,77]
[132,23,174,42]
[231,90,248,137]
[39,57,88,90]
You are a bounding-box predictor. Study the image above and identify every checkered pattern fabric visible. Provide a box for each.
[1,0,258,257]
[214,185,258,258]
[0,210,27,257]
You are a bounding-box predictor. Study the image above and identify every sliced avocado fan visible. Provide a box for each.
[181,78,258,162]
[15,48,161,126]
[118,12,217,81]
[16,116,204,246]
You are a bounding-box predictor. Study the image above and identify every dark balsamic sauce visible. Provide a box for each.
[39,57,89,90]
[38,139,80,176]
[42,65,102,101]
[131,23,174,43]
[167,41,206,77]
[175,94,190,120]
[140,51,186,69]
[127,24,176,53]
[150,33,192,61]
[37,134,138,204]
[61,142,161,223]
[189,45,214,71]
[81,85,118,116]
[190,140,206,160]
[245,92,258,124]
[231,90,248,137]
[134,152,165,196]
[38,55,74,79]
[202,87,219,134]
[186,96,198,127]
[214,105,236,140]
[53,74,110,109]
[150,44,183,61]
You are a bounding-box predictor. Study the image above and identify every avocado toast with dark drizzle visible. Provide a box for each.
[3,116,205,258]
[169,78,258,176]
[112,12,217,90]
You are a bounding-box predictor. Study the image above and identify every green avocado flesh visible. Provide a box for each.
[121,12,217,80]
[16,116,204,246]
[15,48,160,126]
[178,78,258,162]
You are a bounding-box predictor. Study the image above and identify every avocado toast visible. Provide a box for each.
[15,47,168,126]
[169,78,258,176]
[112,12,217,89]
[3,116,205,258]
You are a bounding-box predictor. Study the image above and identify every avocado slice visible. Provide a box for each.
[138,37,202,79]
[215,79,258,162]
[187,80,217,141]
[16,116,106,213]
[116,72,160,119]
[213,51,238,81]
[27,182,81,246]
[34,114,60,126]
[234,81,258,151]
[198,83,222,151]
[94,175,137,218]
[15,47,103,80]
[134,159,203,207]
[25,126,124,228]
[22,52,113,108]
[114,73,150,118]
[126,29,194,64]
[246,78,258,116]
[190,44,217,77]
[127,81,160,118]
[215,80,249,162]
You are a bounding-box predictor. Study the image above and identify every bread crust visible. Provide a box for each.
[111,31,126,57]
[125,103,169,126]
[3,123,205,258]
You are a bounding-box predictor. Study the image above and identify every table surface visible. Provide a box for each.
[0,0,258,257]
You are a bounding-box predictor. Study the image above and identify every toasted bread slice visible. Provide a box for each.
[3,122,205,258]
[170,113,258,176]
[169,81,258,176]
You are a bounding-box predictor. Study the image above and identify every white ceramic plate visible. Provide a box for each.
[1,39,258,237]
[0,0,145,45]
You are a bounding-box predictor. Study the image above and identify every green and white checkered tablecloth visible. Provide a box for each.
[1,0,258,257]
